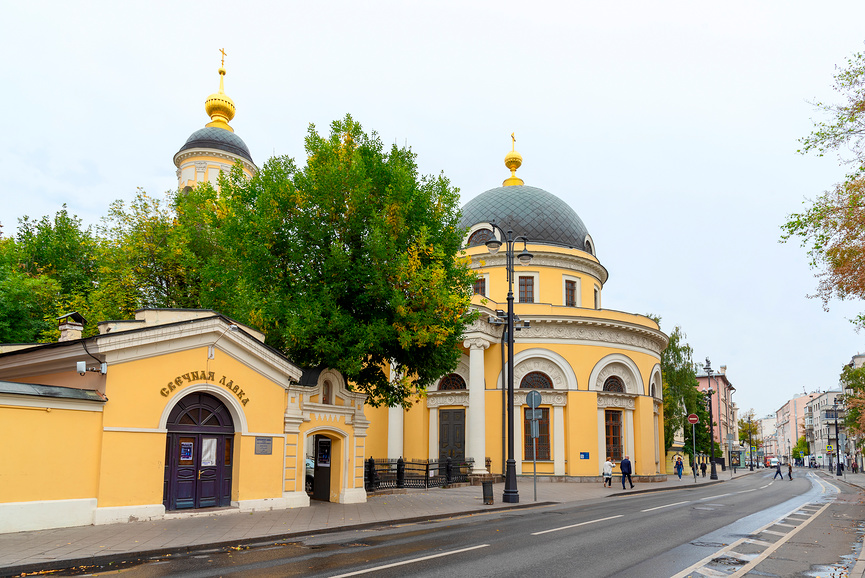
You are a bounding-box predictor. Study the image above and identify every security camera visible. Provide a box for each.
[77,361,87,376]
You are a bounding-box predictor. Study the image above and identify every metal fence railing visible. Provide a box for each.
[364,457,474,492]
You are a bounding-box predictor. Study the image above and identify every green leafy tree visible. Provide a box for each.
[0,236,60,343]
[656,321,700,451]
[211,115,477,407]
[840,362,865,446]
[792,436,809,459]
[738,409,761,447]
[683,391,720,462]
[782,49,865,327]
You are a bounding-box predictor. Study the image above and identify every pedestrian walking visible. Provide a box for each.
[773,461,783,480]
[621,455,634,489]
[700,462,706,478]
[787,462,793,480]
[675,457,684,480]
[603,456,613,487]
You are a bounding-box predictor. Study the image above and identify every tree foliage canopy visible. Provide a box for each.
[656,321,701,451]
[840,362,865,446]
[782,48,865,327]
[0,115,476,408]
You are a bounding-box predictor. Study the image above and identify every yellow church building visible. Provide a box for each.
[0,59,667,534]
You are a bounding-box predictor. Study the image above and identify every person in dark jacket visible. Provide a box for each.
[773,462,783,479]
[787,462,793,480]
[621,455,634,489]
[700,462,707,477]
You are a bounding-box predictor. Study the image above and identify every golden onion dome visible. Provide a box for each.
[503,133,524,186]
[204,66,236,132]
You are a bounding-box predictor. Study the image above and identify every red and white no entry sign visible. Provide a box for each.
[687,413,699,425]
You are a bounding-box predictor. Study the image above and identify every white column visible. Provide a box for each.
[387,406,404,459]
[429,407,439,461]
[554,405,565,475]
[654,412,660,473]
[626,409,635,470]
[515,403,524,475]
[464,338,490,474]
[597,407,606,473]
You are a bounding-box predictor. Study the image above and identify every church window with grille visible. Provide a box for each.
[525,407,550,460]
[438,373,467,391]
[603,376,625,393]
[468,228,494,247]
[519,276,534,303]
[473,278,486,296]
[520,371,553,389]
[605,409,623,461]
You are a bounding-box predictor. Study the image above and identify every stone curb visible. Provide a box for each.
[0,501,556,578]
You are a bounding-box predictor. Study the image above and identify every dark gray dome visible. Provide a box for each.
[460,185,590,250]
[176,127,254,165]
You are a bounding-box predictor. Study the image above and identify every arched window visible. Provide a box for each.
[603,376,625,393]
[468,228,494,247]
[438,373,467,390]
[585,239,593,255]
[322,380,331,404]
[520,371,553,389]
[650,383,656,397]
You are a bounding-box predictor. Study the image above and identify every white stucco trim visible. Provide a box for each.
[93,504,165,525]
[282,491,311,507]
[496,348,578,391]
[303,426,351,498]
[235,497,298,512]
[157,384,249,433]
[650,363,663,400]
[0,498,96,534]
[339,488,367,504]
[0,394,104,412]
[588,353,644,395]
[515,271,540,304]
[561,274,581,307]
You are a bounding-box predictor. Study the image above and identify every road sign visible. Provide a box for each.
[530,420,539,439]
[687,414,699,425]
[526,390,542,409]
[526,408,543,420]
[826,444,834,451]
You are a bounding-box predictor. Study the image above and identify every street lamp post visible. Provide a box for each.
[834,400,842,477]
[485,224,532,504]
[748,415,754,471]
[704,358,718,480]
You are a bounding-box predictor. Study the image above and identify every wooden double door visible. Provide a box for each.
[164,393,234,510]
[439,409,465,462]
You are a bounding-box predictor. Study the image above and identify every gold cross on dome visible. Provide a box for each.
[511,132,516,150]
[220,48,227,67]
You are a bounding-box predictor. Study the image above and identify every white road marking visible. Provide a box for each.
[531,514,623,536]
[641,500,689,512]
[737,488,757,493]
[762,529,787,536]
[328,544,490,577]
[700,493,730,500]
[760,484,770,488]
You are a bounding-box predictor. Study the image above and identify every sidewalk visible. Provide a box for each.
[0,469,755,576]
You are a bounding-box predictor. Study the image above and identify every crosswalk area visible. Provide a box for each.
[672,473,837,578]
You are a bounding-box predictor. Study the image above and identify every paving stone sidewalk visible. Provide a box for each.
[0,469,754,576]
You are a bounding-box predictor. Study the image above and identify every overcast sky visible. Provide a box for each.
[2,1,864,418]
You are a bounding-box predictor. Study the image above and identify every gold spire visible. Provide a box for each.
[204,48,236,132]
[503,132,524,186]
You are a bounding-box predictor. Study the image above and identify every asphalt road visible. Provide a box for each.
[70,471,863,578]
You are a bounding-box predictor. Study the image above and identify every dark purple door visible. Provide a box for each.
[164,393,234,510]
[439,409,465,462]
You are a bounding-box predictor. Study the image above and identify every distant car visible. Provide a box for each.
[305,457,314,493]
[769,458,779,467]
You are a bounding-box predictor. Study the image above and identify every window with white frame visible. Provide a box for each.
[563,275,580,307]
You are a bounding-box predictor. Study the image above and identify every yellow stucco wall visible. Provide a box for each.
[96,346,289,507]
[0,406,103,503]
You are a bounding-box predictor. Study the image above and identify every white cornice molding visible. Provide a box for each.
[469,250,609,285]
[173,148,257,175]
[426,391,469,408]
[94,317,302,387]
[0,393,105,412]
[465,312,667,357]
[514,390,567,407]
[597,392,637,410]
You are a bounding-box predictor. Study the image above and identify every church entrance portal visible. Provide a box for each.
[164,393,234,510]
[439,409,465,462]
